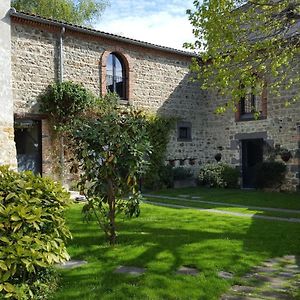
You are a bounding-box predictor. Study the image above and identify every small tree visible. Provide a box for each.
[73,94,151,245]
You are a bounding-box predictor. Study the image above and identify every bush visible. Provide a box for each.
[142,165,174,190]
[173,167,193,180]
[198,163,239,188]
[0,166,71,299]
[255,161,286,189]
[222,165,240,188]
[142,116,174,191]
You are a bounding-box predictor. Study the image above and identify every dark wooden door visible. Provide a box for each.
[14,119,42,175]
[242,139,263,188]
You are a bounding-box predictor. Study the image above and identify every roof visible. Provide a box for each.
[9,8,196,58]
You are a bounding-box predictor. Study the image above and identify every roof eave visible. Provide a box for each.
[9,8,197,58]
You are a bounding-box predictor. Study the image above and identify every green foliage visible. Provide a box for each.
[72,93,152,244]
[0,166,71,299]
[256,161,287,189]
[11,0,108,26]
[222,165,240,188]
[173,167,193,180]
[198,163,239,188]
[142,116,174,190]
[186,1,300,110]
[39,81,95,131]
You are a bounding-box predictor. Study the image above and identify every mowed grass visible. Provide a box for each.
[54,189,300,300]
[144,196,300,219]
[150,187,300,210]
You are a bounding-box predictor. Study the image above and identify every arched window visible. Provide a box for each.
[106,53,126,99]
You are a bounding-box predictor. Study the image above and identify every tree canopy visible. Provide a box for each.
[11,0,108,26]
[186,0,300,113]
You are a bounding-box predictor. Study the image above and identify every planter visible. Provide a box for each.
[189,158,196,165]
[280,151,292,162]
[215,153,222,162]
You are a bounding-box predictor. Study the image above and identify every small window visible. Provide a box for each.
[106,53,126,99]
[240,88,260,117]
[238,80,267,121]
[177,121,192,141]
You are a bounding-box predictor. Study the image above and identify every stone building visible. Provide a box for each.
[0,0,299,190]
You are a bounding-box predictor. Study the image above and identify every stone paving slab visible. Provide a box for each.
[220,255,300,300]
[57,259,87,269]
[176,266,199,276]
[218,271,234,279]
[114,266,146,275]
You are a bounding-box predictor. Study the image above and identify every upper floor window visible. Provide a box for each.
[237,80,267,121]
[240,86,261,118]
[106,53,126,99]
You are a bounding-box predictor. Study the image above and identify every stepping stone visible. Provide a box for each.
[58,259,87,269]
[283,255,296,261]
[252,273,271,282]
[114,265,145,276]
[176,266,199,276]
[253,266,275,273]
[75,195,86,202]
[218,271,234,279]
[231,285,255,293]
[278,272,294,278]
[260,290,292,299]
[178,195,189,198]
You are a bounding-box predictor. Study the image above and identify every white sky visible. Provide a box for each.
[96,0,196,50]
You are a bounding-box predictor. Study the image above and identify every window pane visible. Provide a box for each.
[106,54,113,76]
[106,53,126,99]
[179,127,189,139]
[114,56,123,78]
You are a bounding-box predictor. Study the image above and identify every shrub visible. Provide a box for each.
[173,167,194,180]
[222,165,240,188]
[198,163,239,188]
[142,115,174,190]
[255,161,287,189]
[0,166,71,299]
[39,81,95,131]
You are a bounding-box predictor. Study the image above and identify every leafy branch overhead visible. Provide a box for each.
[11,0,109,26]
[186,0,300,112]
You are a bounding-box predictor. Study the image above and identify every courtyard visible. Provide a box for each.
[53,187,300,300]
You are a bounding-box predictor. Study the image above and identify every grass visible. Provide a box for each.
[144,196,300,219]
[53,188,300,300]
[149,186,300,210]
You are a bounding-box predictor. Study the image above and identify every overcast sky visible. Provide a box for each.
[96,0,196,50]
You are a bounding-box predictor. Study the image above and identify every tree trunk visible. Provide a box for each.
[107,178,116,245]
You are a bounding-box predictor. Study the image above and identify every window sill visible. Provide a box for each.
[177,139,192,142]
[118,99,129,106]
[237,114,267,122]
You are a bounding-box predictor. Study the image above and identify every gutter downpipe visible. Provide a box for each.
[59,27,65,185]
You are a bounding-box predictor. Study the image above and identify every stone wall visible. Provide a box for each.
[10,16,300,190]
[0,1,17,167]
[10,18,204,182]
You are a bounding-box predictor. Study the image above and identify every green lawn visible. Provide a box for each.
[150,186,300,210]
[53,188,300,300]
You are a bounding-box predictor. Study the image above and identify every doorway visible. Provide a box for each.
[242,139,263,188]
[14,119,42,175]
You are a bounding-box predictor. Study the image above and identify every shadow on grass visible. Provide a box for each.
[54,203,300,300]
